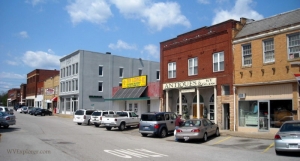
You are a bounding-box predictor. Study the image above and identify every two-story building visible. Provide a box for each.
[160,19,243,130]
[59,50,160,116]
[7,88,20,107]
[43,74,60,112]
[233,9,300,133]
[19,84,27,105]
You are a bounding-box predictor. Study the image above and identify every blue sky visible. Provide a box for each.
[0,0,299,93]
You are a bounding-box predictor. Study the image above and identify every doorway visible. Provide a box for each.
[258,101,269,131]
[223,104,230,130]
[192,103,204,118]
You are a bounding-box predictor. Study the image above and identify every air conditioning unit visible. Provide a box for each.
[238,93,246,98]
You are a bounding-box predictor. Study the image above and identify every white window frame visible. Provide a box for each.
[168,62,176,79]
[119,67,124,78]
[263,39,275,63]
[188,57,198,76]
[213,52,224,72]
[222,85,230,95]
[242,44,252,66]
[287,33,300,60]
[99,65,103,77]
[98,81,103,92]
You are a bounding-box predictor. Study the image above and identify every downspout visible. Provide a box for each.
[233,86,236,132]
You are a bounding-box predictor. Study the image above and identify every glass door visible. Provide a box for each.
[258,101,269,131]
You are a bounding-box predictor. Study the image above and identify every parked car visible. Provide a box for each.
[175,118,220,142]
[0,111,16,128]
[34,109,52,116]
[102,111,139,131]
[90,110,115,127]
[0,106,9,114]
[14,104,25,111]
[22,106,33,114]
[274,120,300,155]
[21,106,29,113]
[73,109,95,125]
[139,112,177,138]
[17,108,23,113]
[28,107,40,115]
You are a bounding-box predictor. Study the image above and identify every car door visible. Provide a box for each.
[130,112,139,125]
[205,119,215,136]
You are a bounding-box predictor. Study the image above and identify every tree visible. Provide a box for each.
[0,91,8,106]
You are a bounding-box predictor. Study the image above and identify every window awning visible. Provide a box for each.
[106,86,148,101]
[51,97,58,102]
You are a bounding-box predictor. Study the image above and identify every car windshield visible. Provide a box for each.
[92,112,102,116]
[0,112,8,116]
[280,123,300,132]
[182,120,201,127]
[75,110,84,115]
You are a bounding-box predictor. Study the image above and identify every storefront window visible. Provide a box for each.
[239,101,258,127]
[270,100,293,128]
[66,98,70,111]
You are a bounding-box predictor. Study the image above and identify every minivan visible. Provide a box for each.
[73,109,95,125]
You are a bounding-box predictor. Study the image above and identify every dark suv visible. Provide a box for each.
[139,112,177,138]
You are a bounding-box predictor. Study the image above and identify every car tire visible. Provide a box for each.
[42,113,45,116]
[215,128,220,137]
[159,128,167,138]
[106,127,112,130]
[77,123,82,125]
[34,114,37,116]
[203,133,208,142]
[95,124,100,127]
[141,133,148,137]
[119,123,125,131]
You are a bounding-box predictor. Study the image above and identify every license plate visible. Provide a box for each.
[94,119,97,121]
[184,137,189,140]
[106,124,110,126]
[289,144,298,148]
[77,117,80,119]
[144,127,149,130]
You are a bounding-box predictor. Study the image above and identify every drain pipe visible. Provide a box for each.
[233,86,236,132]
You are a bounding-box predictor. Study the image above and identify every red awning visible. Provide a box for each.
[51,97,58,102]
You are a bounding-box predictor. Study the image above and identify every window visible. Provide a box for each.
[60,69,63,78]
[119,68,123,77]
[66,82,68,92]
[69,66,71,76]
[66,67,69,76]
[60,83,63,92]
[72,64,75,75]
[139,69,142,76]
[69,81,71,91]
[222,85,230,95]
[263,39,275,63]
[156,71,160,80]
[168,62,176,78]
[119,82,122,87]
[76,63,78,74]
[63,68,65,77]
[72,80,74,91]
[98,82,103,92]
[213,52,224,72]
[75,79,78,90]
[242,44,252,66]
[63,82,65,92]
[99,66,103,76]
[188,57,198,76]
[288,33,300,59]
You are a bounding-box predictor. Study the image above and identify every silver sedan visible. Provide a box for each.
[0,111,16,128]
[274,120,300,155]
[175,118,220,142]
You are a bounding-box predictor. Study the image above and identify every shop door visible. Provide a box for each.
[258,101,269,131]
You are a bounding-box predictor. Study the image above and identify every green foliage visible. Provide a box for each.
[0,91,8,106]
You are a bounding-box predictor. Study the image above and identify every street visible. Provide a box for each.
[0,111,299,161]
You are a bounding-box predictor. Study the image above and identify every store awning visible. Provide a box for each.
[106,86,148,101]
[51,97,58,102]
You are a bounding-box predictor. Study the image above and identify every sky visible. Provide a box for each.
[0,0,299,93]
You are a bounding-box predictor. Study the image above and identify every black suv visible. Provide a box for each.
[139,112,177,138]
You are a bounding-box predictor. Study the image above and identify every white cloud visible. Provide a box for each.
[197,0,210,4]
[22,50,61,69]
[111,0,191,31]
[108,40,137,50]
[19,31,29,38]
[143,44,159,59]
[212,0,263,25]
[6,60,18,66]
[0,72,26,79]
[66,0,113,24]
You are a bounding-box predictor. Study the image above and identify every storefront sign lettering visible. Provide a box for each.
[163,78,216,90]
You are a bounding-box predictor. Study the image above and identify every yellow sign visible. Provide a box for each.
[122,75,147,88]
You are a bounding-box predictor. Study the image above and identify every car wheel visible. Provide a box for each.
[141,133,148,137]
[215,128,220,137]
[106,127,112,130]
[42,113,45,116]
[95,124,100,127]
[77,123,82,125]
[203,133,208,142]
[34,114,37,116]
[119,123,125,131]
[159,128,167,138]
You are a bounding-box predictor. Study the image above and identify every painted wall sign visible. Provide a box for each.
[122,75,147,88]
[163,78,216,90]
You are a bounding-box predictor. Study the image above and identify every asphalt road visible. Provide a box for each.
[0,111,299,161]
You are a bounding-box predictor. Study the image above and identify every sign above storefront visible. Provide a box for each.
[181,88,195,93]
[163,78,216,90]
[122,75,147,88]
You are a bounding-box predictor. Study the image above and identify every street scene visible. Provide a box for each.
[0,109,299,161]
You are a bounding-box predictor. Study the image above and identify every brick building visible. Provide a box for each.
[233,9,300,133]
[20,84,26,105]
[43,74,59,112]
[160,19,243,130]
[7,88,20,107]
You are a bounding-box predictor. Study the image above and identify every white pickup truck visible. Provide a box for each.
[102,111,139,131]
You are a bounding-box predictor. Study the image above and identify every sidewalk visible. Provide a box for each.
[53,113,73,119]
[220,130,275,140]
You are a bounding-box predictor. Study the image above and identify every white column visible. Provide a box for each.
[214,85,217,124]
[166,90,169,112]
[197,88,200,119]
[179,89,182,115]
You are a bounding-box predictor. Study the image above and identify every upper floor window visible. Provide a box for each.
[66,67,69,77]
[75,79,78,91]
[72,64,75,75]
[263,39,275,63]
[288,33,300,59]
[242,44,252,66]
[60,69,63,78]
[213,52,224,72]
[168,62,176,78]
[188,57,198,76]
[139,69,142,76]
[75,63,78,74]
[222,85,230,95]
[156,71,160,80]
[68,65,71,76]
[99,66,103,76]
[98,82,103,92]
[119,67,123,78]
